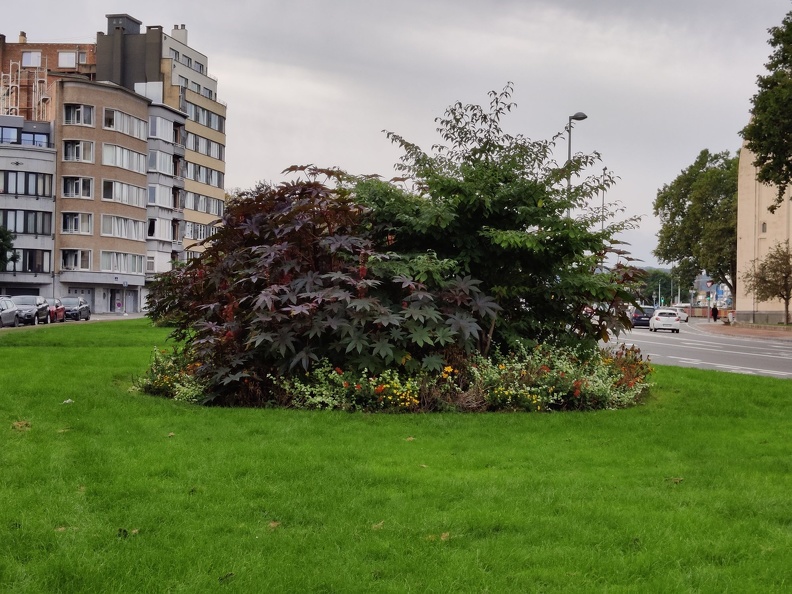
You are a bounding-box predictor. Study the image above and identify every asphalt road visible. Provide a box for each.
[615,320,792,380]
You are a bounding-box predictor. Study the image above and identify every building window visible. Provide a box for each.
[78,51,88,64]
[58,52,77,68]
[146,256,155,273]
[178,75,188,88]
[1,126,19,144]
[10,249,51,273]
[182,55,192,68]
[102,180,147,208]
[194,61,205,74]
[100,251,144,274]
[21,51,41,67]
[201,87,214,100]
[148,150,174,175]
[103,109,147,140]
[101,215,145,241]
[20,132,49,147]
[64,104,94,126]
[62,176,93,199]
[102,144,146,174]
[1,171,52,197]
[1,209,52,235]
[61,212,92,234]
[63,140,93,162]
[761,222,767,234]
[169,48,180,61]
[61,249,90,271]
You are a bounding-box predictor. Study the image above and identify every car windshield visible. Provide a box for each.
[12,296,36,305]
[61,298,79,306]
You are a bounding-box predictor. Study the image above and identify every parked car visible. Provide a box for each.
[0,296,20,327]
[629,305,655,328]
[11,295,49,325]
[62,296,91,321]
[46,298,66,323]
[672,307,689,322]
[649,308,681,333]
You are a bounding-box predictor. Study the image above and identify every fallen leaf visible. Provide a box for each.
[218,572,236,585]
[55,526,67,532]
[406,436,415,442]
[420,464,428,468]
[57,428,71,433]
[167,432,175,438]
[131,529,139,535]
[371,521,384,530]
[62,399,74,405]
[268,521,281,529]
[12,421,31,432]
[440,532,450,541]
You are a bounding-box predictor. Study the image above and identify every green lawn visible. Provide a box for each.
[1,319,791,592]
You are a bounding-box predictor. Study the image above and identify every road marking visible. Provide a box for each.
[619,336,792,362]
[666,357,792,377]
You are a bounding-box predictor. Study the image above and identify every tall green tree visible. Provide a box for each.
[742,240,792,325]
[741,10,792,212]
[653,149,737,299]
[359,83,644,344]
[0,227,17,269]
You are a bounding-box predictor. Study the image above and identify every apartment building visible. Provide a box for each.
[0,15,226,312]
[96,15,226,266]
[735,144,792,323]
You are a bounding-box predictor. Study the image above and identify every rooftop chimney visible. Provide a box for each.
[171,24,188,44]
[19,31,27,43]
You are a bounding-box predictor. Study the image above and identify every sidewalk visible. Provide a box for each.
[690,317,792,341]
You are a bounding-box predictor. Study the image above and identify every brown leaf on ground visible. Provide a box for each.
[268,521,281,529]
[440,532,450,541]
[131,529,139,535]
[371,521,384,530]
[167,432,175,438]
[55,526,67,532]
[57,428,70,433]
[405,436,415,441]
[12,421,31,432]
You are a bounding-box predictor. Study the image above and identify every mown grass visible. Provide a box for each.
[1,319,791,592]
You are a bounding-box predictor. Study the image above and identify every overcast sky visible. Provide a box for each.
[4,0,790,267]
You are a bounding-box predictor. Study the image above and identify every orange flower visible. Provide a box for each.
[335,367,343,375]
[343,381,350,388]
[375,385,385,394]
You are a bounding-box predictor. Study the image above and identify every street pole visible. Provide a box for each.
[566,112,587,218]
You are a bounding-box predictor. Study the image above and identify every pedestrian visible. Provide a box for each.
[712,305,719,322]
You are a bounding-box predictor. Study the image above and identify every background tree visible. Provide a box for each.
[741,10,792,212]
[0,227,17,270]
[742,240,792,324]
[653,149,737,300]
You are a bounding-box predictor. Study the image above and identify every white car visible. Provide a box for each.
[673,307,689,322]
[649,308,681,333]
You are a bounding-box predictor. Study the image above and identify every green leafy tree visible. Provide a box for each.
[358,83,644,345]
[741,10,792,212]
[653,149,737,300]
[742,240,792,324]
[0,227,17,269]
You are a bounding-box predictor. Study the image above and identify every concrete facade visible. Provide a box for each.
[735,144,792,323]
[1,15,226,311]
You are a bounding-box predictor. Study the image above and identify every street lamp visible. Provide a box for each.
[566,112,588,217]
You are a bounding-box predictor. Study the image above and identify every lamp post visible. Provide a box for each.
[566,112,587,217]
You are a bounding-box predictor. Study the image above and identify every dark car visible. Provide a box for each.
[11,295,49,325]
[46,298,66,323]
[62,296,91,321]
[0,296,20,327]
[629,305,655,328]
